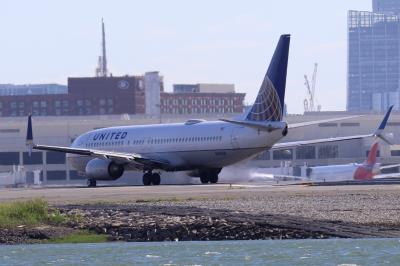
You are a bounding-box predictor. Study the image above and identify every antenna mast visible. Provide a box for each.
[95,19,108,77]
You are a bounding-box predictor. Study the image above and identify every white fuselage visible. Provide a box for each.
[67,120,285,174]
[307,164,360,182]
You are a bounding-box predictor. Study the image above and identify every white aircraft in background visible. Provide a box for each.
[250,138,398,183]
[306,141,400,182]
[25,34,390,187]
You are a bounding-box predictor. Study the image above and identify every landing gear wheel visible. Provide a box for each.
[87,178,97,187]
[143,173,152,186]
[151,173,161,185]
[209,175,218,184]
[200,176,209,184]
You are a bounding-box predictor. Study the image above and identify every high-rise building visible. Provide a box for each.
[373,0,400,15]
[347,7,400,111]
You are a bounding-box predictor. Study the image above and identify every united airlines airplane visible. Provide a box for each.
[25,35,388,187]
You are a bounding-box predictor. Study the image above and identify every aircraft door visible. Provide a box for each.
[231,127,241,149]
[143,137,153,153]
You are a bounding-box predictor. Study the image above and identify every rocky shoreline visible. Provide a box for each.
[4,201,400,244]
[60,205,330,242]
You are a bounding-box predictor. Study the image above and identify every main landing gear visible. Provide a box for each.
[87,178,97,187]
[200,173,219,184]
[142,172,161,186]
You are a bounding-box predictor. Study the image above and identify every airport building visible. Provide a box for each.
[0,111,399,186]
[347,0,400,112]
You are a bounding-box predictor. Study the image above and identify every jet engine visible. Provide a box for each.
[85,158,124,180]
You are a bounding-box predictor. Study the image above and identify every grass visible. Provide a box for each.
[0,198,64,228]
[45,231,108,244]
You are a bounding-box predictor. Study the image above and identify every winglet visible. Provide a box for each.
[374,105,393,144]
[26,114,34,156]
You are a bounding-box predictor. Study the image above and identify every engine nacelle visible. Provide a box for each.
[85,159,124,180]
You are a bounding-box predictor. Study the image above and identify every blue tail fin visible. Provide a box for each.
[246,34,290,122]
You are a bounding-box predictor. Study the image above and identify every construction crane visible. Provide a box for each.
[303,63,321,112]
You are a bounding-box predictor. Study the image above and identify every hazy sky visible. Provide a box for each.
[1,0,372,113]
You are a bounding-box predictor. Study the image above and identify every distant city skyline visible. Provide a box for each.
[1,0,371,114]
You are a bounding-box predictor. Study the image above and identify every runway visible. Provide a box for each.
[1,182,400,206]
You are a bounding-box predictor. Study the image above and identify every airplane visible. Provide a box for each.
[25,34,390,187]
[249,139,399,183]
[305,141,400,182]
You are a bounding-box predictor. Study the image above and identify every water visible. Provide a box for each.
[1,238,400,265]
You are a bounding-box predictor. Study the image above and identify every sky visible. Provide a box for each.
[0,0,372,114]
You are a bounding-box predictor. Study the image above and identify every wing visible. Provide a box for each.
[273,106,394,150]
[379,164,400,170]
[272,134,371,150]
[288,115,362,129]
[373,173,400,179]
[26,115,169,170]
[32,144,170,170]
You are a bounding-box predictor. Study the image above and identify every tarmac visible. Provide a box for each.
[1,182,400,205]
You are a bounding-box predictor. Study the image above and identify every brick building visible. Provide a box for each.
[160,92,245,114]
[0,76,245,117]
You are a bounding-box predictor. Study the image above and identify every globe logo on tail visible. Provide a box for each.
[246,76,282,122]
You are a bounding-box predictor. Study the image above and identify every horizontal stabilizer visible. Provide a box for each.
[220,119,286,132]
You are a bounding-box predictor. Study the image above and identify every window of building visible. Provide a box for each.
[296,146,316,159]
[62,100,69,107]
[99,99,106,106]
[0,152,20,165]
[69,170,85,180]
[318,145,338,159]
[340,122,360,127]
[107,99,113,105]
[19,102,24,108]
[23,152,42,165]
[0,129,19,133]
[388,122,400,126]
[33,101,39,108]
[85,99,92,106]
[40,101,47,108]
[255,151,270,160]
[318,123,338,127]
[77,100,83,106]
[391,150,400,156]
[46,151,66,164]
[273,149,293,160]
[10,102,17,108]
[47,170,67,181]
[54,101,61,108]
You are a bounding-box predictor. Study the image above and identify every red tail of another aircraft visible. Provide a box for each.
[353,142,379,180]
